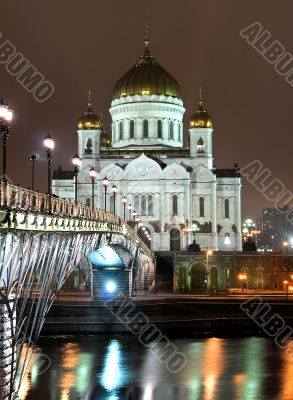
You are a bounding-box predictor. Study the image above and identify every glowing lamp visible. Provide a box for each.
[122,196,127,204]
[106,281,116,293]
[0,98,13,122]
[102,177,109,187]
[43,133,54,151]
[89,166,97,180]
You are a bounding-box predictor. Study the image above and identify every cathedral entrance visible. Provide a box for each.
[170,228,181,251]
[190,263,207,291]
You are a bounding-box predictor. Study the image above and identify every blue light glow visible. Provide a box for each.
[106,281,116,293]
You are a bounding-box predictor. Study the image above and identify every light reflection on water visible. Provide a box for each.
[20,336,293,400]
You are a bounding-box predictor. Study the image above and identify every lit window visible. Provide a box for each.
[199,197,204,217]
[224,233,231,245]
[134,195,140,214]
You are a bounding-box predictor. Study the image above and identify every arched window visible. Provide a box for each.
[157,120,162,138]
[224,199,230,218]
[199,197,204,217]
[197,137,204,153]
[86,198,91,206]
[224,233,231,245]
[170,121,174,140]
[148,195,153,216]
[85,138,93,154]
[143,120,148,138]
[119,121,123,140]
[130,120,134,139]
[172,195,178,216]
[134,195,140,214]
[141,195,146,216]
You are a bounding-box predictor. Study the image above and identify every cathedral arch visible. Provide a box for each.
[170,228,180,251]
[85,138,93,154]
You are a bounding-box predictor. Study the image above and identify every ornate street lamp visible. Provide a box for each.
[191,222,200,241]
[132,210,138,221]
[0,98,13,180]
[102,177,109,211]
[72,153,82,203]
[122,196,127,221]
[89,166,97,208]
[206,248,213,295]
[29,153,40,191]
[43,133,54,195]
[112,185,118,214]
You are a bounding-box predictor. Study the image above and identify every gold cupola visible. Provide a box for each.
[78,90,103,130]
[189,89,213,129]
[112,36,181,100]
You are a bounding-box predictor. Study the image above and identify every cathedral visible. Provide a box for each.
[52,36,242,252]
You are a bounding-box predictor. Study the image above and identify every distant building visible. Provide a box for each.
[52,36,242,252]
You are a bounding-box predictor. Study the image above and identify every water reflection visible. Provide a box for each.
[19,336,293,400]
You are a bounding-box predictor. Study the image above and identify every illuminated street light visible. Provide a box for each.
[43,133,54,196]
[72,153,82,203]
[29,153,40,191]
[122,196,127,221]
[128,203,133,220]
[102,177,109,211]
[112,185,118,214]
[206,248,212,295]
[89,167,97,207]
[0,98,13,179]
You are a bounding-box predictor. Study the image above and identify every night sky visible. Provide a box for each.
[1,0,292,220]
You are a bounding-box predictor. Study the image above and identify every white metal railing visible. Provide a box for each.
[0,181,153,258]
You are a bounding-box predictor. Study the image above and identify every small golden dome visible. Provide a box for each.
[77,90,103,130]
[113,38,181,100]
[189,90,213,129]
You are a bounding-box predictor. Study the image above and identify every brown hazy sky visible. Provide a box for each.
[0,0,293,219]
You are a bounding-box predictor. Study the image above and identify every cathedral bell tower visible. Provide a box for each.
[77,90,103,170]
[188,89,213,169]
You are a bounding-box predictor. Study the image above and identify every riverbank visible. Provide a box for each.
[40,295,293,336]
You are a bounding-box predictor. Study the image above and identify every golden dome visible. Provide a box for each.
[78,91,103,130]
[113,39,181,100]
[189,90,213,129]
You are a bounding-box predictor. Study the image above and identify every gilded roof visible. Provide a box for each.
[189,92,213,129]
[113,39,181,100]
[78,91,103,130]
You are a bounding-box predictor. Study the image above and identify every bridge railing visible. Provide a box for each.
[0,181,153,257]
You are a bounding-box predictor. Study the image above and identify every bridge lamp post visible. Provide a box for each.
[43,133,54,195]
[72,153,81,203]
[128,203,133,221]
[0,98,13,180]
[112,185,118,214]
[191,222,200,241]
[122,196,127,221]
[89,167,97,208]
[206,248,212,295]
[102,177,109,211]
[132,210,138,221]
[29,153,40,191]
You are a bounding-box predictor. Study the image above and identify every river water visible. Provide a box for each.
[17,335,293,400]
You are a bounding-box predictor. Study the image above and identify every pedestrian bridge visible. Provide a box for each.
[0,181,155,400]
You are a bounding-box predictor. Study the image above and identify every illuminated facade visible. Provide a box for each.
[52,37,242,252]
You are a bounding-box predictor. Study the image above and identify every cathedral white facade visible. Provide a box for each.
[52,37,242,252]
